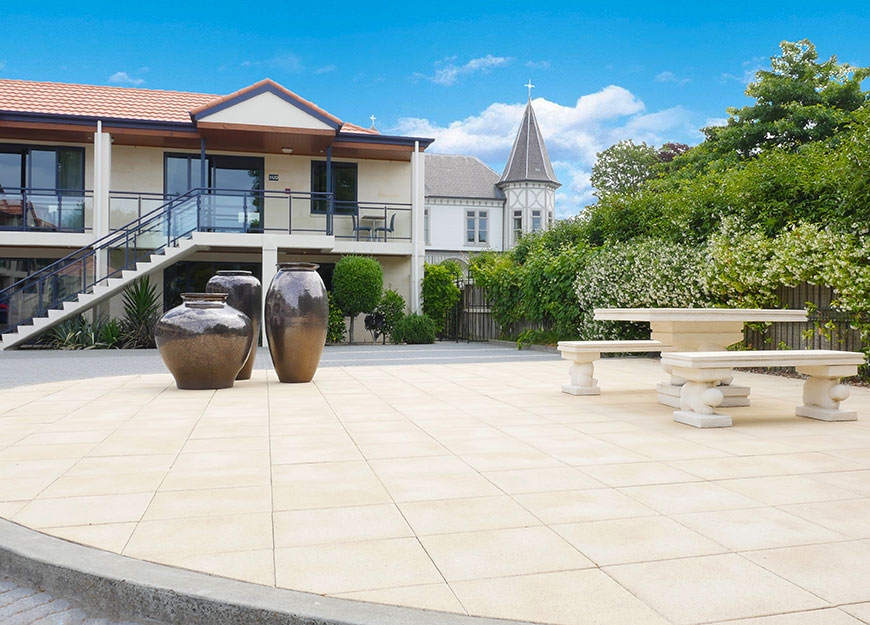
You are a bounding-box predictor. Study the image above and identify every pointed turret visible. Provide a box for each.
[498,99,560,187]
[497,93,559,244]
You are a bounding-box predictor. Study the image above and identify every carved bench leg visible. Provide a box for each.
[670,366,733,428]
[561,352,600,395]
[795,365,858,421]
[657,363,750,408]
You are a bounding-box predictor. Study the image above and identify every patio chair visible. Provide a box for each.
[374,213,395,241]
[352,212,372,240]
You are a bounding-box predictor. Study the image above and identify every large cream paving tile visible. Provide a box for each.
[717,474,864,505]
[145,549,275,587]
[124,512,273,556]
[675,506,847,550]
[398,495,540,535]
[604,553,829,625]
[39,469,167,498]
[841,603,870,623]
[46,522,137,553]
[269,435,363,464]
[0,442,97,460]
[356,439,448,460]
[482,465,605,494]
[514,488,657,524]
[336,583,467,614]
[13,492,153,529]
[581,461,704,487]
[620,481,764,514]
[450,569,670,625]
[707,608,866,624]
[779,499,870,539]
[0,501,26,518]
[143,486,272,520]
[274,537,444,594]
[271,461,392,510]
[420,526,593,581]
[273,504,413,547]
[810,470,870,497]
[743,540,870,605]
[64,454,176,476]
[671,452,865,481]
[554,515,726,566]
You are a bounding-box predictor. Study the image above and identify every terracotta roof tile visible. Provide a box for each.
[0,78,220,124]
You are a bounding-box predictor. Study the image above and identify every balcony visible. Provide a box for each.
[108,189,411,242]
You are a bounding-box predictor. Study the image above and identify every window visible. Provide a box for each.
[466,210,488,244]
[311,161,358,214]
[424,208,430,245]
[532,209,542,233]
[513,209,523,243]
[0,145,85,231]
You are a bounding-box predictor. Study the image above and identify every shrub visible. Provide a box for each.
[392,313,436,344]
[120,275,161,348]
[421,263,461,334]
[48,314,120,349]
[365,288,406,344]
[332,256,383,342]
[326,292,347,344]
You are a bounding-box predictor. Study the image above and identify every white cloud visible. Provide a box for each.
[0,61,6,71]
[654,71,690,85]
[108,72,145,86]
[429,55,510,86]
[391,85,700,218]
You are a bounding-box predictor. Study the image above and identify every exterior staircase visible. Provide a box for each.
[0,191,202,350]
[0,237,200,350]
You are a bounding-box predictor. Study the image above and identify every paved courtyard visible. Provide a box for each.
[1,344,870,624]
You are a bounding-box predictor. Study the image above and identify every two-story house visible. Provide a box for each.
[0,78,432,347]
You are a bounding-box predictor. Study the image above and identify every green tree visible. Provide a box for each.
[332,255,383,343]
[704,39,869,158]
[590,140,660,198]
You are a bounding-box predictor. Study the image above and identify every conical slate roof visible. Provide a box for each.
[498,99,560,187]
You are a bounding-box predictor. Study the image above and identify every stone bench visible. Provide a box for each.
[557,340,672,395]
[660,349,866,428]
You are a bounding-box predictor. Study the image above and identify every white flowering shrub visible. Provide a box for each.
[574,239,710,339]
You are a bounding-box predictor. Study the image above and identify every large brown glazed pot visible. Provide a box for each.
[206,270,262,380]
[264,262,328,383]
[155,293,253,390]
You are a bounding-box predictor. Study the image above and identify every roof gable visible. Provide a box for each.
[192,79,342,131]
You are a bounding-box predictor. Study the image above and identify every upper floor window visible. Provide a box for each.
[512,209,523,243]
[424,208,430,245]
[532,209,542,233]
[311,161,357,214]
[466,210,488,244]
[0,145,85,231]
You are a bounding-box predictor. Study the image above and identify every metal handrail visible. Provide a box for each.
[0,189,202,332]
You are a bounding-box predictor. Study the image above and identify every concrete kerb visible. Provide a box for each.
[0,518,534,625]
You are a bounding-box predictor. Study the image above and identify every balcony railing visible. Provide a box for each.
[110,189,411,241]
[0,187,92,232]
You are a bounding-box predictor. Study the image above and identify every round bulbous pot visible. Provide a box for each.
[265,262,329,383]
[206,270,262,380]
[155,292,253,390]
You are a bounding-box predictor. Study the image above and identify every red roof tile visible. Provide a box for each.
[0,79,218,124]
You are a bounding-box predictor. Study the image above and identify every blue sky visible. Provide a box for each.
[3,1,869,217]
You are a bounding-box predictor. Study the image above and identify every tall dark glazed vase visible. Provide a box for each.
[206,270,262,380]
[155,293,253,390]
[265,262,329,383]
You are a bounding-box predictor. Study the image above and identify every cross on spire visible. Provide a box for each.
[369,114,377,129]
[525,79,535,100]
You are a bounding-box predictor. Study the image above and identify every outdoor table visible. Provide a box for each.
[593,307,808,406]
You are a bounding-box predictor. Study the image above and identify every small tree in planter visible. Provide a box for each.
[332,255,383,343]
